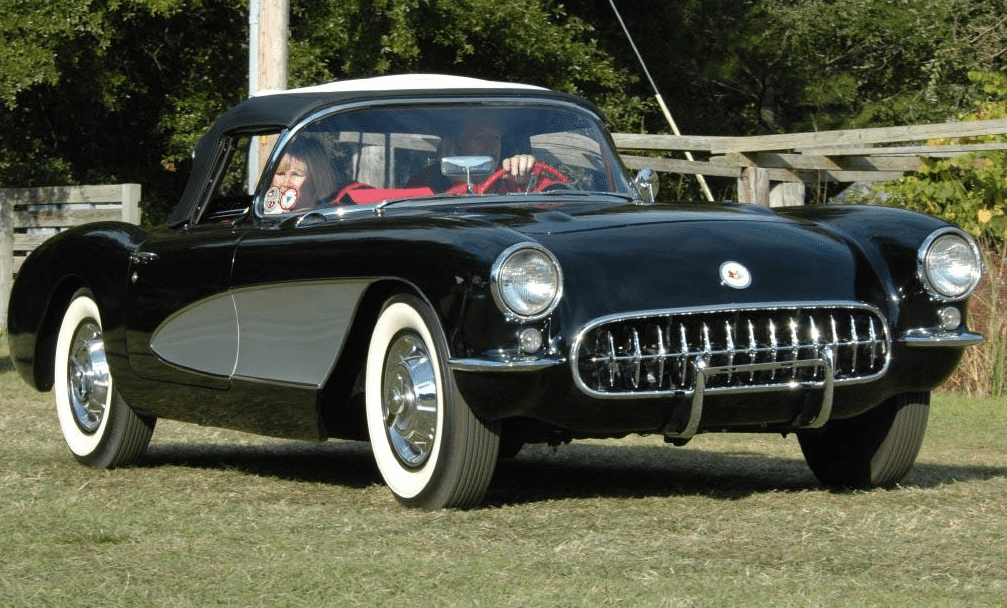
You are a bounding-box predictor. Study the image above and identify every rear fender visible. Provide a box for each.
[6,222,146,390]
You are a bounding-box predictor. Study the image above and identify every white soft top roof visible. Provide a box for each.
[255,74,547,97]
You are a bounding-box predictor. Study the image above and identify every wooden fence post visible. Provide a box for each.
[1,194,12,333]
[769,182,806,207]
[1,183,142,334]
[121,183,142,224]
[737,167,770,206]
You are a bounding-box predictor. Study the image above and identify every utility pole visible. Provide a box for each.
[248,0,289,193]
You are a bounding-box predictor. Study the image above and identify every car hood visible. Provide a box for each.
[468,200,865,324]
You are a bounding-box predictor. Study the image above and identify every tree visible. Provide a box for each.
[5,0,1006,220]
[0,0,246,221]
[571,0,1007,136]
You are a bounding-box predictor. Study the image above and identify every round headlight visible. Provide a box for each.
[918,229,982,301]
[491,244,563,321]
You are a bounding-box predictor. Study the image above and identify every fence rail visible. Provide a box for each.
[1,184,141,332]
[613,117,1007,206]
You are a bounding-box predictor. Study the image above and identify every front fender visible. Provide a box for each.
[778,204,967,333]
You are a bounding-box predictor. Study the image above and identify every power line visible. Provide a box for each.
[608,0,714,201]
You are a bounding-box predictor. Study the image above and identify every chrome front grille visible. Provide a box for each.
[572,302,890,399]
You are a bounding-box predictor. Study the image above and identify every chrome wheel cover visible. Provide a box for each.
[66,320,110,434]
[381,332,438,467]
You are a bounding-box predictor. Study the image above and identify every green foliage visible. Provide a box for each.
[0,0,105,108]
[287,0,633,99]
[868,71,1007,396]
[4,0,1007,220]
[582,0,1007,136]
[0,0,246,223]
[0,0,189,108]
[872,71,1007,240]
[1,0,636,223]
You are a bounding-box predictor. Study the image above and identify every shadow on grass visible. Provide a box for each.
[144,440,382,489]
[142,439,1007,506]
[490,444,1007,505]
[1,355,15,374]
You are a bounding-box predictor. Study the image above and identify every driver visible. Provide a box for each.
[407,116,538,193]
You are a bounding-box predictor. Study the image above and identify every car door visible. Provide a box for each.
[228,226,375,390]
[123,132,255,408]
[124,223,243,389]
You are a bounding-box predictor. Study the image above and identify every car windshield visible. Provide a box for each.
[259,101,634,214]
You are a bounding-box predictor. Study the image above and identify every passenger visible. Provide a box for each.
[264,137,339,214]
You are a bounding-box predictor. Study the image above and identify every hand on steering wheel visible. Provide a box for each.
[476,161,569,194]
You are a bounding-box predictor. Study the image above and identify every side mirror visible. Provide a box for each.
[632,168,659,203]
[441,156,495,193]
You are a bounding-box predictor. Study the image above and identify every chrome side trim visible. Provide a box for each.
[448,356,567,373]
[899,328,985,347]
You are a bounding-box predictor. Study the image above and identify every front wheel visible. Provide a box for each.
[798,392,929,489]
[365,294,499,509]
[54,289,155,468]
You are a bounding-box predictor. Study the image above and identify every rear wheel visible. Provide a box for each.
[54,289,155,468]
[798,392,929,489]
[365,294,499,509]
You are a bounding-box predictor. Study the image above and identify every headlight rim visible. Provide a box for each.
[917,227,982,302]
[490,242,563,322]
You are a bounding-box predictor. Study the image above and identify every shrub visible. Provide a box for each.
[941,237,1007,396]
[872,71,1007,396]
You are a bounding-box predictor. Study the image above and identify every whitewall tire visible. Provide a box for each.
[365,294,499,509]
[54,289,155,468]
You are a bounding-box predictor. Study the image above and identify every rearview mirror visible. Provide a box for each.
[441,156,495,193]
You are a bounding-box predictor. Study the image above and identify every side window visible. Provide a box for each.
[197,134,257,225]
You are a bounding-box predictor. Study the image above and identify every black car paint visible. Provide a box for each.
[9,191,968,443]
[6,80,975,452]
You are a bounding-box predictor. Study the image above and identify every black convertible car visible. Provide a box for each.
[7,74,984,509]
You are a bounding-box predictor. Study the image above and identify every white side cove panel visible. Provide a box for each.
[150,281,372,387]
[150,293,240,377]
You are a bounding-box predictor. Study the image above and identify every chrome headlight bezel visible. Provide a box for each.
[490,243,563,322]
[917,227,982,302]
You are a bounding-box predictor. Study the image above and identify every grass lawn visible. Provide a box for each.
[2,343,1005,607]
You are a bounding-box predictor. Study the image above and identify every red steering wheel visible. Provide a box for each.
[475,161,569,194]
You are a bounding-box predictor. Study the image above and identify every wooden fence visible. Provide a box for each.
[1,184,141,332]
[613,117,1007,207]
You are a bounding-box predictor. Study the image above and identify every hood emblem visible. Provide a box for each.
[719,261,752,289]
